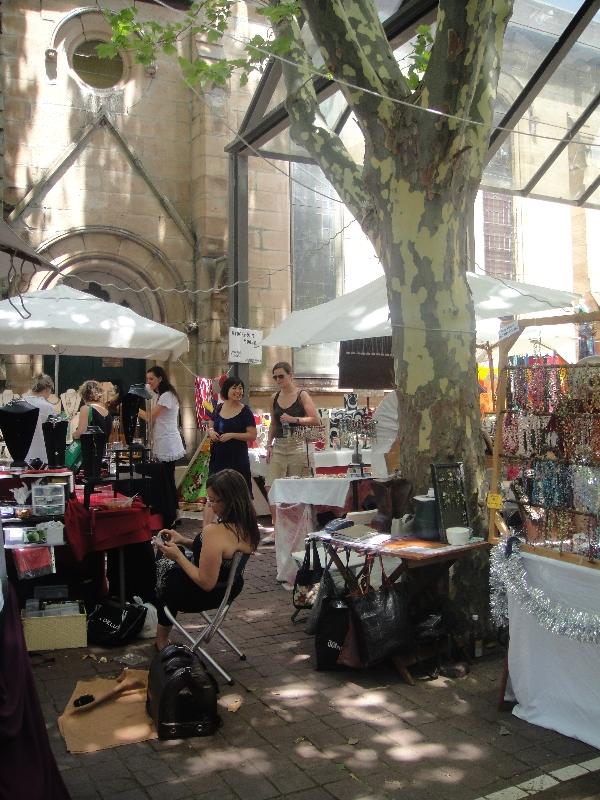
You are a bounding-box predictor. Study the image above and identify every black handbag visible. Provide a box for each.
[147,644,220,739]
[347,557,412,667]
[292,539,323,612]
[313,595,350,671]
[87,599,147,646]
[305,557,337,635]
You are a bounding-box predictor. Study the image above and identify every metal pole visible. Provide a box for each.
[228,153,250,388]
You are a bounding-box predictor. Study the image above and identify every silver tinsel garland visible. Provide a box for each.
[489,540,600,645]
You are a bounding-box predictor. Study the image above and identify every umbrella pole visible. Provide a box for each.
[54,352,59,394]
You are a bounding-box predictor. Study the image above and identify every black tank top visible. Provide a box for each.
[272,391,306,438]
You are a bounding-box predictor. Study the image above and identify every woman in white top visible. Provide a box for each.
[23,373,56,465]
[139,366,185,526]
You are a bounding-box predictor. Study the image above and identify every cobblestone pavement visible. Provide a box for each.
[31,524,600,800]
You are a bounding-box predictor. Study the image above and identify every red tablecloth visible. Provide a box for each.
[64,496,153,561]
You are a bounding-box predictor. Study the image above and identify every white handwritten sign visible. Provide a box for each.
[228,327,263,364]
[499,320,520,341]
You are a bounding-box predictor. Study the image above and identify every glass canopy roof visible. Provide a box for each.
[227,0,600,210]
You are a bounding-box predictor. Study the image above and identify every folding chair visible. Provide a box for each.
[164,551,250,685]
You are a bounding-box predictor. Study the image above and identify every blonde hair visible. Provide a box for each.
[78,380,103,403]
[31,373,54,394]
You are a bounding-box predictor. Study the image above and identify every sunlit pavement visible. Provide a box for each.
[31,518,600,800]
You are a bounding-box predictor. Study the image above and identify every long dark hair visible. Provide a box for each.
[206,469,260,551]
[147,366,180,403]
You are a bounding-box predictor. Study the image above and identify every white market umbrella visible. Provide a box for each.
[262,272,579,347]
[0,286,189,370]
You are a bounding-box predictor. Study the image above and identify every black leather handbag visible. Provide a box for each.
[347,557,412,666]
[146,644,220,739]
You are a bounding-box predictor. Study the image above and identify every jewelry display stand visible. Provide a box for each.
[0,399,39,467]
[489,359,600,567]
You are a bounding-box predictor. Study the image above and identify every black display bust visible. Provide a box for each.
[0,399,39,467]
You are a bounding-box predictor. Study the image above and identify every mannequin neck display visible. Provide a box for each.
[42,416,69,468]
[0,399,40,467]
[60,389,81,419]
[0,390,17,406]
[47,393,63,414]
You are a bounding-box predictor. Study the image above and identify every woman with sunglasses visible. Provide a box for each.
[154,469,259,651]
[266,361,320,487]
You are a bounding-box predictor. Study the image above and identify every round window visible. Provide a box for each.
[72,40,123,89]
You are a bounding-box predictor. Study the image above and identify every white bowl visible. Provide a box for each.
[446,526,471,546]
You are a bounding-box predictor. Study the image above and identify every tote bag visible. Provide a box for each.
[65,406,92,472]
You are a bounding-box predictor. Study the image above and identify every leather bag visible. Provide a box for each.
[347,557,412,666]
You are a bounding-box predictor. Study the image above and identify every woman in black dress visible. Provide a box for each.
[73,380,113,444]
[206,377,256,524]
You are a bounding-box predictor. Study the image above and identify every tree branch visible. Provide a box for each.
[418,0,513,181]
[272,8,372,227]
[300,0,410,129]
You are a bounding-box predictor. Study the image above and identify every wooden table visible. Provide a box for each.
[309,531,489,682]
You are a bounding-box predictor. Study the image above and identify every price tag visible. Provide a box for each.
[486,492,503,510]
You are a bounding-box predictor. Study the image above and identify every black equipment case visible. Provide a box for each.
[147,644,221,739]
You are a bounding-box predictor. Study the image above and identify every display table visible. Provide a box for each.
[309,530,488,682]
[506,552,600,749]
[268,476,373,584]
[250,448,372,478]
[65,488,155,605]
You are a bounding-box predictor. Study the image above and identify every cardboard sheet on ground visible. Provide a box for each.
[58,669,156,752]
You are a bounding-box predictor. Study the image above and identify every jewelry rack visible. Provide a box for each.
[489,361,600,566]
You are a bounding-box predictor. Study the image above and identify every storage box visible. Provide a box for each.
[21,609,87,651]
[32,484,66,516]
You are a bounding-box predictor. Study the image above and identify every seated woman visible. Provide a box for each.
[154,469,260,650]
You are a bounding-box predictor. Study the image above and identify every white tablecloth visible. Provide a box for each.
[508,552,600,749]
[268,477,353,508]
[249,448,371,478]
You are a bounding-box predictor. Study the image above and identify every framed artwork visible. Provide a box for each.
[430,462,470,543]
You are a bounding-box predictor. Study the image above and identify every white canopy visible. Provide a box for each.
[0,285,189,360]
[262,272,579,347]
[0,220,58,278]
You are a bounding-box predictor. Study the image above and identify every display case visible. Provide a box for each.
[0,468,73,549]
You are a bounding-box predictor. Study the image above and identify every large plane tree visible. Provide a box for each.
[106,0,514,509]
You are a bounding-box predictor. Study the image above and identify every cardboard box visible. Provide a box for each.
[21,610,87,651]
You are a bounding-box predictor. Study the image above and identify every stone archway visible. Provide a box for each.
[33,226,190,327]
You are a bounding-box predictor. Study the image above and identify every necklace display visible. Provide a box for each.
[60,389,81,420]
[501,360,600,562]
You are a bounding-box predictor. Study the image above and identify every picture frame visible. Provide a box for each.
[430,462,470,543]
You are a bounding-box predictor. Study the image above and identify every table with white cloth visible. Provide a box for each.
[506,552,600,749]
[268,476,373,584]
[249,448,372,479]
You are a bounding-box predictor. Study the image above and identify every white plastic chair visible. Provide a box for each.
[164,551,249,685]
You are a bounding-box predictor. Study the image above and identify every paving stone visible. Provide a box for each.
[30,545,600,800]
